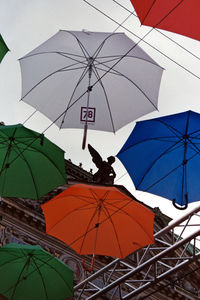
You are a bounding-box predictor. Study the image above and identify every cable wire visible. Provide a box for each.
[113,0,200,61]
[83,0,200,80]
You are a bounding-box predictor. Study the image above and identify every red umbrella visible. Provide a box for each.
[41,184,155,270]
[130,0,200,41]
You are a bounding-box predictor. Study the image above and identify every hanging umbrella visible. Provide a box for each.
[117,110,200,210]
[0,123,66,199]
[19,30,164,149]
[0,34,9,63]
[0,243,73,300]
[130,0,200,41]
[41,183,155,270]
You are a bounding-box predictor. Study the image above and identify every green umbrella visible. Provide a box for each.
[0,35,9,63]
[0,123,66,199]
[0,243,74,300]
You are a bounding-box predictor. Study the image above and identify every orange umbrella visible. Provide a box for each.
[41,184,155,266]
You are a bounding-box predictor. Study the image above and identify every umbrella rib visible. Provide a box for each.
[20,59,87,101]
[104,199,154,241]
[155,119,188,137]
[0,127,18,195]
[115,0,200,62]
[45,201,97,235]
[143,143,200,193]
[59,64,90,128]
[87,188,102,204]
[118,136,181,154]
[9,256,31,300]
[92,65,116,133]
[12,139,40,198]
[62,30,91,58]
[101,202,123,258]
[142,0,185,28]
[91,32,119,59]
[33,255,74,295]
[0,131,65,199]
[20,51,87,63]
[31,256,49,300]
[71,205,99,254]
[47,193,96,205]
[95,54,164,69]
[65,193,147,252]
[94,61,158,110]
[136,139,183,188]
[0,254,26,269]
[0,127,17,173]
[15,138,66,185]
[20,51,89,72]
[138,0,157,25]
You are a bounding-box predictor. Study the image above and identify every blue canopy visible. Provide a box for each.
[117,110,200,209]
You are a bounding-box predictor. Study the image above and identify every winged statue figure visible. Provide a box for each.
[88,144,116,185]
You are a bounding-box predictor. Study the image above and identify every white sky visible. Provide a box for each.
[1,0,200,221]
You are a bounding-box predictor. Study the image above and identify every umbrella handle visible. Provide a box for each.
[81,255,95,272]
[172,194,188,210]
[82,124,88,150]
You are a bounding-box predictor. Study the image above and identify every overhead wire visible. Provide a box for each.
[83,0,200,81]
[4,5,137,180]
[113,0,200,61]
[82,0,200,187]
[13,0,200,189]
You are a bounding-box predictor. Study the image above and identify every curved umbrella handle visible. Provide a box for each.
[172,193,188,210]
[81,254,95,272]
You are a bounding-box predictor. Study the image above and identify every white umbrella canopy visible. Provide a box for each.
[19,30,163,148]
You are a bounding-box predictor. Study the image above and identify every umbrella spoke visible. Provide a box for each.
[31,256,49,300]
[103,198,155,241]
[20,30,163,142]
[42,184,154,259]
[92,65,116,133]
[60,63,90,128]
[0,124,66,199]
[156,119,189,138]
[118,110,200,208]
[136,139,184,188]
[20,59,87,102]
[63,30,90,58]
[0,244,73,299]
[101,202,123,258]
[94,60,158,110]
[9,256,31,300]
[33,255,74,295]
[70,204,99,253]
[92,32,118,59]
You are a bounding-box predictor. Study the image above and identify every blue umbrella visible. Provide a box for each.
[117,110,200,210]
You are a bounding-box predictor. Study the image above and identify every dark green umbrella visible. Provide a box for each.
[0,243,74,300]
[0,35,9,63]
[0,123,66,199]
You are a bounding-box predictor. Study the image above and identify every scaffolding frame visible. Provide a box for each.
[74,204,200,299]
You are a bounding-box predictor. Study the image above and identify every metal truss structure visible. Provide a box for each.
[74,204,200,299]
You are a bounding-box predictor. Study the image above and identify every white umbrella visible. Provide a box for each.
[19,30,164,148]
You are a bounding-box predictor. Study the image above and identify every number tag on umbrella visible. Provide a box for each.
[80,107,96,123]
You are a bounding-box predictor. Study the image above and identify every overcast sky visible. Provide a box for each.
[1,0,200,220]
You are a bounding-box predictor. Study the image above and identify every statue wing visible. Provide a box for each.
[88,144,102,168]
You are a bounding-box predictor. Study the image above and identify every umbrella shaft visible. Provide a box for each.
[82,124,88,150]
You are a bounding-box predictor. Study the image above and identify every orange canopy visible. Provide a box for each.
[41,184,155,259]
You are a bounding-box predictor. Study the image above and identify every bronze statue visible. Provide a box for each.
[88,144,116,185]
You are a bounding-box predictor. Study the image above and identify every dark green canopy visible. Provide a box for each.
[0,243,74,300]
[0,123,66,199]
[0,35,9,63]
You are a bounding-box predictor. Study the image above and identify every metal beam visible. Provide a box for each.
[74,204,200,299]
